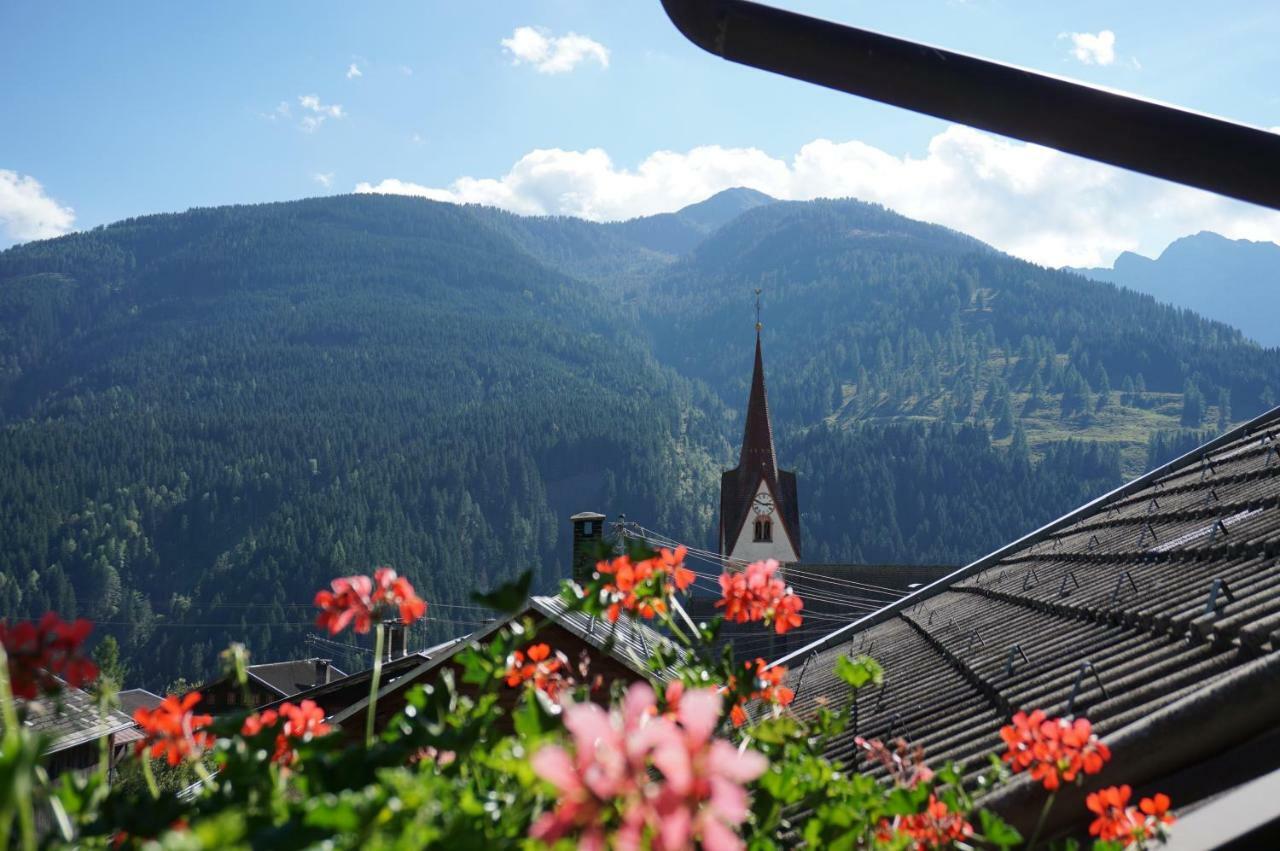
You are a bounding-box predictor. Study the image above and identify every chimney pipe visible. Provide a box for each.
[569,511,607,584]
[384,621,408,661]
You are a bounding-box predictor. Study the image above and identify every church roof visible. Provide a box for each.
[772,404,1280,838]
[720,332,801,557]
[740,333,778,473]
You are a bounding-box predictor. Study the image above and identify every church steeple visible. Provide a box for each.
[718,292,801,563]
[739,327,778,475]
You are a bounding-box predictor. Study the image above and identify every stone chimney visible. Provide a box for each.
[570,511,607,584]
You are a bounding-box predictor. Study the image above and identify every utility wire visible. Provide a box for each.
[622,522,910,598]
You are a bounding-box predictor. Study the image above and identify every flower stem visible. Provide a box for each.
[191,757,218,791]
[366,623,386,747]
[141,756,160,800]
[1027,791,1056,850]
[0,647,37,851]
[95,684,113,785]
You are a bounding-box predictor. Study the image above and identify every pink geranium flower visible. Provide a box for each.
[530,682,767,851]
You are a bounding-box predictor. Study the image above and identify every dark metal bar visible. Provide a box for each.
[1004,643,1030,676]
[1066,661,1107,715]
[1205,578,1235,616]
[660,0,1280,210]
[1110,570,1138,606]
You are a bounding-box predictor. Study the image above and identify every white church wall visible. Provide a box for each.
[727,479,797,564]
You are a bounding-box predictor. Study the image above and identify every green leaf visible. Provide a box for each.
[512,692,552,740]
[472,570,533,614]
[978,809,1023,849]
[834,654,883,690]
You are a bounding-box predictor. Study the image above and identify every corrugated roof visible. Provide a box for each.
[529,595,683,679]
[775,405,1280,829]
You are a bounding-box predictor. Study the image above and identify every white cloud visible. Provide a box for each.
[1063,30,1117,66]
[346,63,362,79]
[399,64,414,76]
[312,172,335,188]
[259,101,292,122]
[501,26,609,74]
[297,94,344,133]
[0,170,76,244]
[355,127,1280,268]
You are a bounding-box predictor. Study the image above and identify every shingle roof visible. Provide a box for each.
[774,405,1280,833]
[17,683,135,754]
[246,659,346,697]
[116,688,162,716]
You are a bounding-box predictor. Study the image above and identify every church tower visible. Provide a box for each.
[719,296,801,564]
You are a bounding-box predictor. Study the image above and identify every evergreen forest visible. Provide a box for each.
[1,189,1276,685]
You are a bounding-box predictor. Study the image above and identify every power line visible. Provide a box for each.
[620,522,909,600]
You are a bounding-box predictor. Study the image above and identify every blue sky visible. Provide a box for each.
[3,1,1279,265]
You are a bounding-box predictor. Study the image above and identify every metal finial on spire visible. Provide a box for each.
[754,288,763,333]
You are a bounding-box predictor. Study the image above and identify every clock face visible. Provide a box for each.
[752,493,775,515]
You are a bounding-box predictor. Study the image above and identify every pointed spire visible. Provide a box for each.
[739,311,778,474]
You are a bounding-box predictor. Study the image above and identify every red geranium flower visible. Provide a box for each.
[1086,785,1143,841]
[879,794,974,850]
[241,699,330,765]
[727,658,794,727]
[134,692,215,766]
[314,574,375,635]
[314,567,428,635]
[505,643,567,699]
[717,559,804,635]
[373,566,427,625]
[0,613,98,700]
[594,547,692,623]
[999,709,1110,790]
[1140,792,1175,827]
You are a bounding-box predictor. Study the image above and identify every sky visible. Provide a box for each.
[2,0,1280,267]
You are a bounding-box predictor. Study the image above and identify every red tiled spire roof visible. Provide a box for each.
[719,325,801,560]
[739,330,778,475]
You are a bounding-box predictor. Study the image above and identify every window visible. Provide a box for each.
[583,521,593,535]
[753,518,772,542]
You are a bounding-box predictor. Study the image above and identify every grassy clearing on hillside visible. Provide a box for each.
[836,385,1229,477]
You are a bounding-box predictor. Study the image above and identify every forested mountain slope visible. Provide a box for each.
[1,190,1277,685]
[0,196,727,683]
[642,198,1280,473]
[1071,231,1280,348]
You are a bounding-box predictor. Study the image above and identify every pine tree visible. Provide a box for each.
[93,635,127,688]
[1181,379,1205,427]
[1095,367,1111,411]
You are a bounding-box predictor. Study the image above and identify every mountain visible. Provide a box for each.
[606,187,776,255]
[1071,232,1280,347]
[640,198,1280,474]
[0,196,729,683]
[2,191,1277,685]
